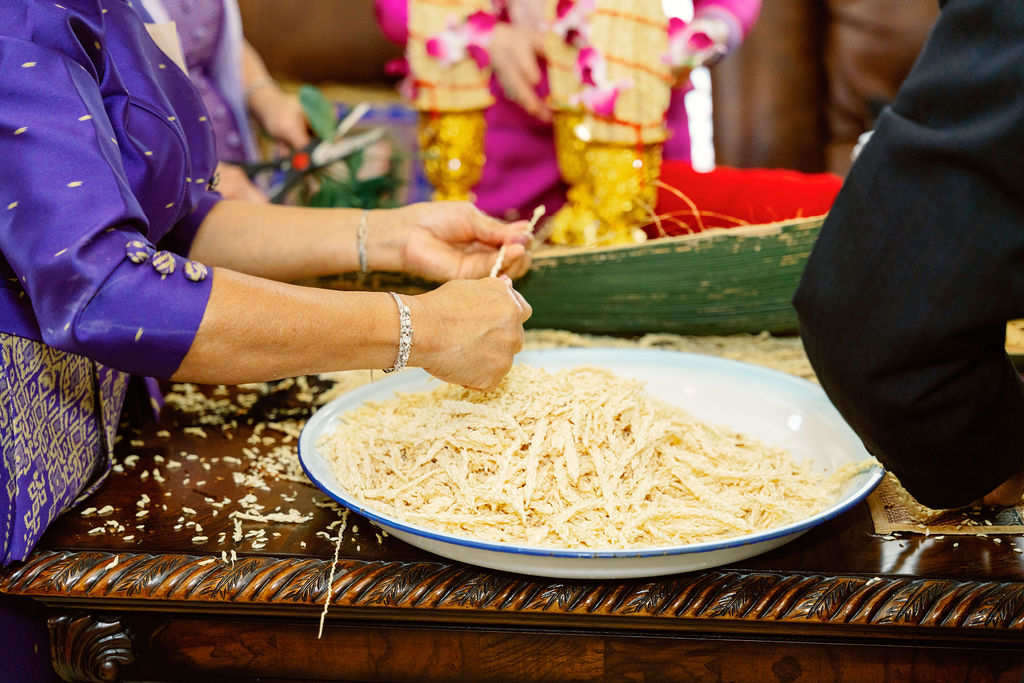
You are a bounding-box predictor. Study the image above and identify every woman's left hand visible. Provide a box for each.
[371,202,533,281]
[249,86,312,152]
[491,22,551,122]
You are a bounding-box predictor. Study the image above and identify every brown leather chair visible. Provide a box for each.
[238,0,402,85]
[711,0,939,175]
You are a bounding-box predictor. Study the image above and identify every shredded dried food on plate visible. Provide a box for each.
[320,364,869,549]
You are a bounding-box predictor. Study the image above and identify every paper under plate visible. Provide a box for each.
[298,348,883,579]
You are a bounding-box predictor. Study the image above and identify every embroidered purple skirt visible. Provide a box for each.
[0,333,128,565]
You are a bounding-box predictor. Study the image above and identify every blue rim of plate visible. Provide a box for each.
[298,349,885,560]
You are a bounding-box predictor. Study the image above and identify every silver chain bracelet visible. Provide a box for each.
[357,209,370,274]
[382,291,412,373]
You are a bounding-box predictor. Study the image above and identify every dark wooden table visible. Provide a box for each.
[3,376,1024,683]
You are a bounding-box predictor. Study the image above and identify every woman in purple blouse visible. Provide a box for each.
[0,0,533,570]
[375,0,761,220]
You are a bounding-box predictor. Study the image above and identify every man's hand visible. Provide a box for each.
[981,466,1024,507]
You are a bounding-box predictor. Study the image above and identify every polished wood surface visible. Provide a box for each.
[3,378,1023,682]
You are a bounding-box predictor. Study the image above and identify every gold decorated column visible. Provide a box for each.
[545,0,595,245]
[546,0,672,246]
[407,0,495,201]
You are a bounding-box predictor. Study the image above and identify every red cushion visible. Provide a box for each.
[645,162,844,237]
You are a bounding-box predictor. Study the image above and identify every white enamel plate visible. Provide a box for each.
[299,348,883,579]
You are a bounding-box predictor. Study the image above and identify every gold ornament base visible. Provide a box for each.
[585,142,662,246]
[417,110,487,201]
[549,111,597,245]
[552,136,663,246]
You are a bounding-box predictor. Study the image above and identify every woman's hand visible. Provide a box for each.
[410,275,532,390]
[370,202,533,281]
[248,86,312,152]
[213,162,269,203]
[491,22,551,122]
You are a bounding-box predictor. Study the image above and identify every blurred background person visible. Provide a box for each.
[141,0,312,202]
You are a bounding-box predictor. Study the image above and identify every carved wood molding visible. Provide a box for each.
[5,550,1024,636]
[48,613,135,683]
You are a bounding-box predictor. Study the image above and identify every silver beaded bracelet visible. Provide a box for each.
[382,291,412,373]
[357,209,370,274]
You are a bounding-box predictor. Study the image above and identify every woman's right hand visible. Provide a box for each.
[410,276,532,390]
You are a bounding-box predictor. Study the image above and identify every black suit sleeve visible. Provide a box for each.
[792,0,1024,508]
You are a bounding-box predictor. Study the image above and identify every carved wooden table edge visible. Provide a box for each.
[5,548,1024,644]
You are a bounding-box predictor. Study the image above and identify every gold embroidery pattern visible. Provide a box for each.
[0,333,129,563]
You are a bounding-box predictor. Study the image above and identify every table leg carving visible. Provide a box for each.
[47,613,135,683]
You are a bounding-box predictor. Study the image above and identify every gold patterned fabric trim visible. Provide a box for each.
[0,333,129,564]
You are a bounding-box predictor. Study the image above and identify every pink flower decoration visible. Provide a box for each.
[667,16,687,41]
[576,85,621,117]
[552,0,594,48]
[384,57,409,78]
[425,11,495,69]
[425,34,452,62]
[570,47,630,117]
[397,75,419,102]
[575,46,605,87]
[687,31,716,52]
[466,44,490,70]
[465,10,496,40]
[664,16,726,69]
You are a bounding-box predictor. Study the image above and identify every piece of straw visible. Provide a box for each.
[490,205,546,277]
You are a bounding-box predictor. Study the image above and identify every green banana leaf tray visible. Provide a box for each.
[515,216,823,336]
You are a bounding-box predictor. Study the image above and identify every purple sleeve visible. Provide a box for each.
[0,39,212,380]
[374,0,409,45]
[693,0,762,52]
[157,191,221,256]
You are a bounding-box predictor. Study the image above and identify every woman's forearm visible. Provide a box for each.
[186,201,405,282]
[171,268,409,384]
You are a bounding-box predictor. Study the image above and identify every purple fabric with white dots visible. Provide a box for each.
[0,0,219,380]
[0,0,225,567]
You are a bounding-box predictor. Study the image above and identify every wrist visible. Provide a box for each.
[245,75,277,101]
[361,209,406,273]
[246,77,281,121]
[402,295,438,371]
[381,292,413,373]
